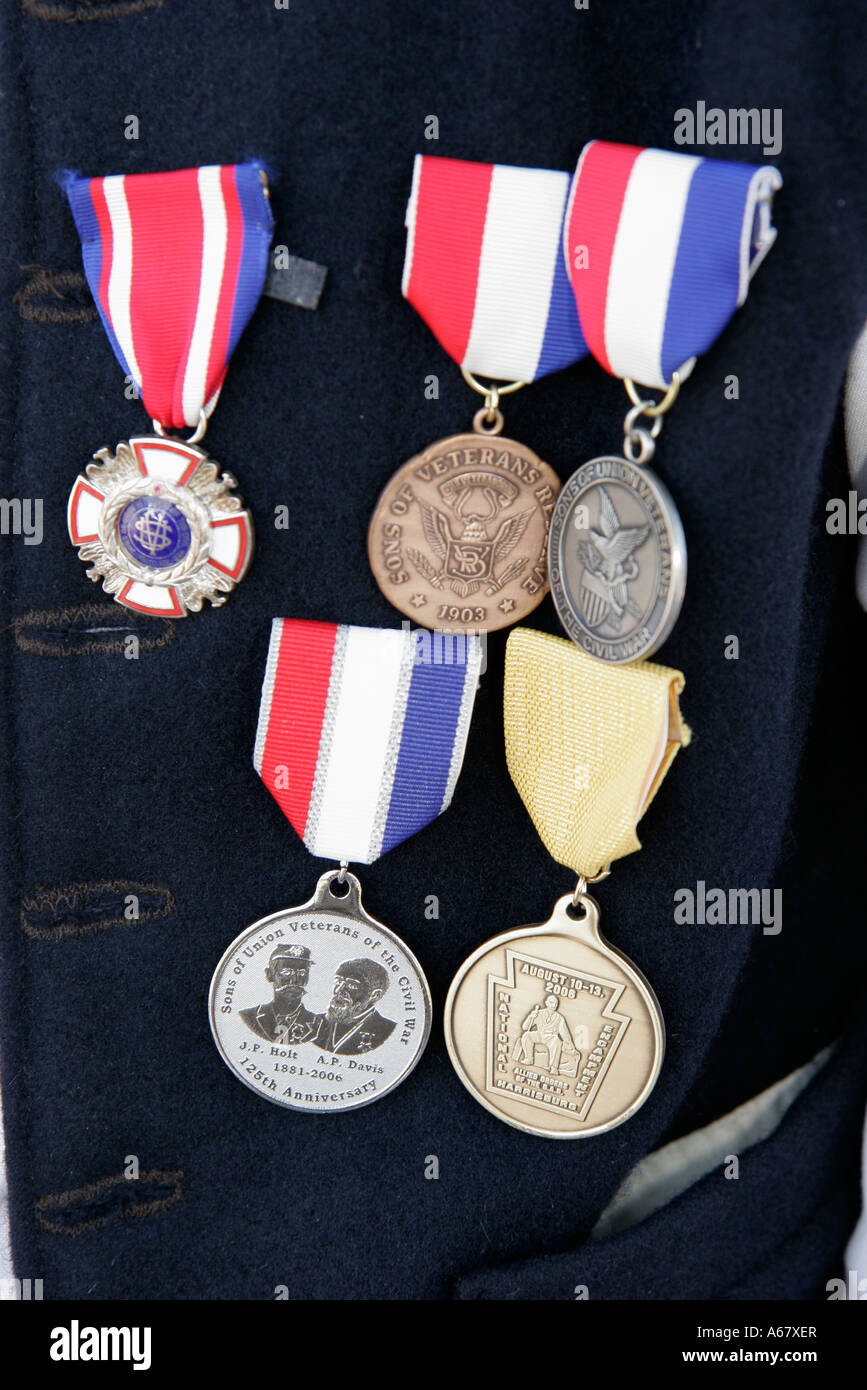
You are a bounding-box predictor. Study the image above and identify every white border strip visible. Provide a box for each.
[367,625,417,862]
[440,637,482,814]
[739,164,783,304]
[401,154,423,299]
[253,618,284,775]
[182,165,228,427]
[103,175,142,388]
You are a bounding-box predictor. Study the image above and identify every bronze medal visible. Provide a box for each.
[444,891,664,1138]
[368,414,560,633]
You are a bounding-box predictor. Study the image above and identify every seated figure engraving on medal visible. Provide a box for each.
[485,947,632,1123]
[240,944,324,1045]
[512,993,581,1078]
[314,958,396,1056]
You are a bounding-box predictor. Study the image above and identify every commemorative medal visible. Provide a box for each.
[549,142,782,663]
[550,449,687,668]
[210,869,432,1116]
[445,892,665,1139]
[368,155,591,633]
[64,164,274,617]
[209,618,482,1114]
[445,627,689,1137]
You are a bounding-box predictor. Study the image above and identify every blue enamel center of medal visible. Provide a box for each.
[118,495,192,567]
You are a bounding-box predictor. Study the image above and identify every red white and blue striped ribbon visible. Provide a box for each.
[564,141,782,390]
[402,154,588,383]
[254,619,481,865]
[64,163,274,430]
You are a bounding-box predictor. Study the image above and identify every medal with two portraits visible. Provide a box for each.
[209,618,481,1114]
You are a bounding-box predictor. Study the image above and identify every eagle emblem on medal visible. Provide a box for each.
[67,435,253,618]
[548,455,686,664]
[411,471,534,597]
[368,431,561,632]
[576,485,650,632]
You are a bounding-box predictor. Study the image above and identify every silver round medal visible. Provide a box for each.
[548,455,686,664]
[209,870,432,1114]
[67,434,253,618]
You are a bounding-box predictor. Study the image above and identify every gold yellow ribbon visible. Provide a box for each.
[504,628,690,877]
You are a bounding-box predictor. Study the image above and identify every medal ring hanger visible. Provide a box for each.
[462,369,526,438]
[150,393,219,447]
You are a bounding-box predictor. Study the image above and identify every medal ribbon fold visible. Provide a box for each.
[564,141,782,390]
[403,146,780,394]
[64,163,274,430]
[403,154,588,383]
[504,628,689,877]
[254,619,482,865]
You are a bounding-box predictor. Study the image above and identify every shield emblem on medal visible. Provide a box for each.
[576,485,650,634]
[548,457,687,664]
